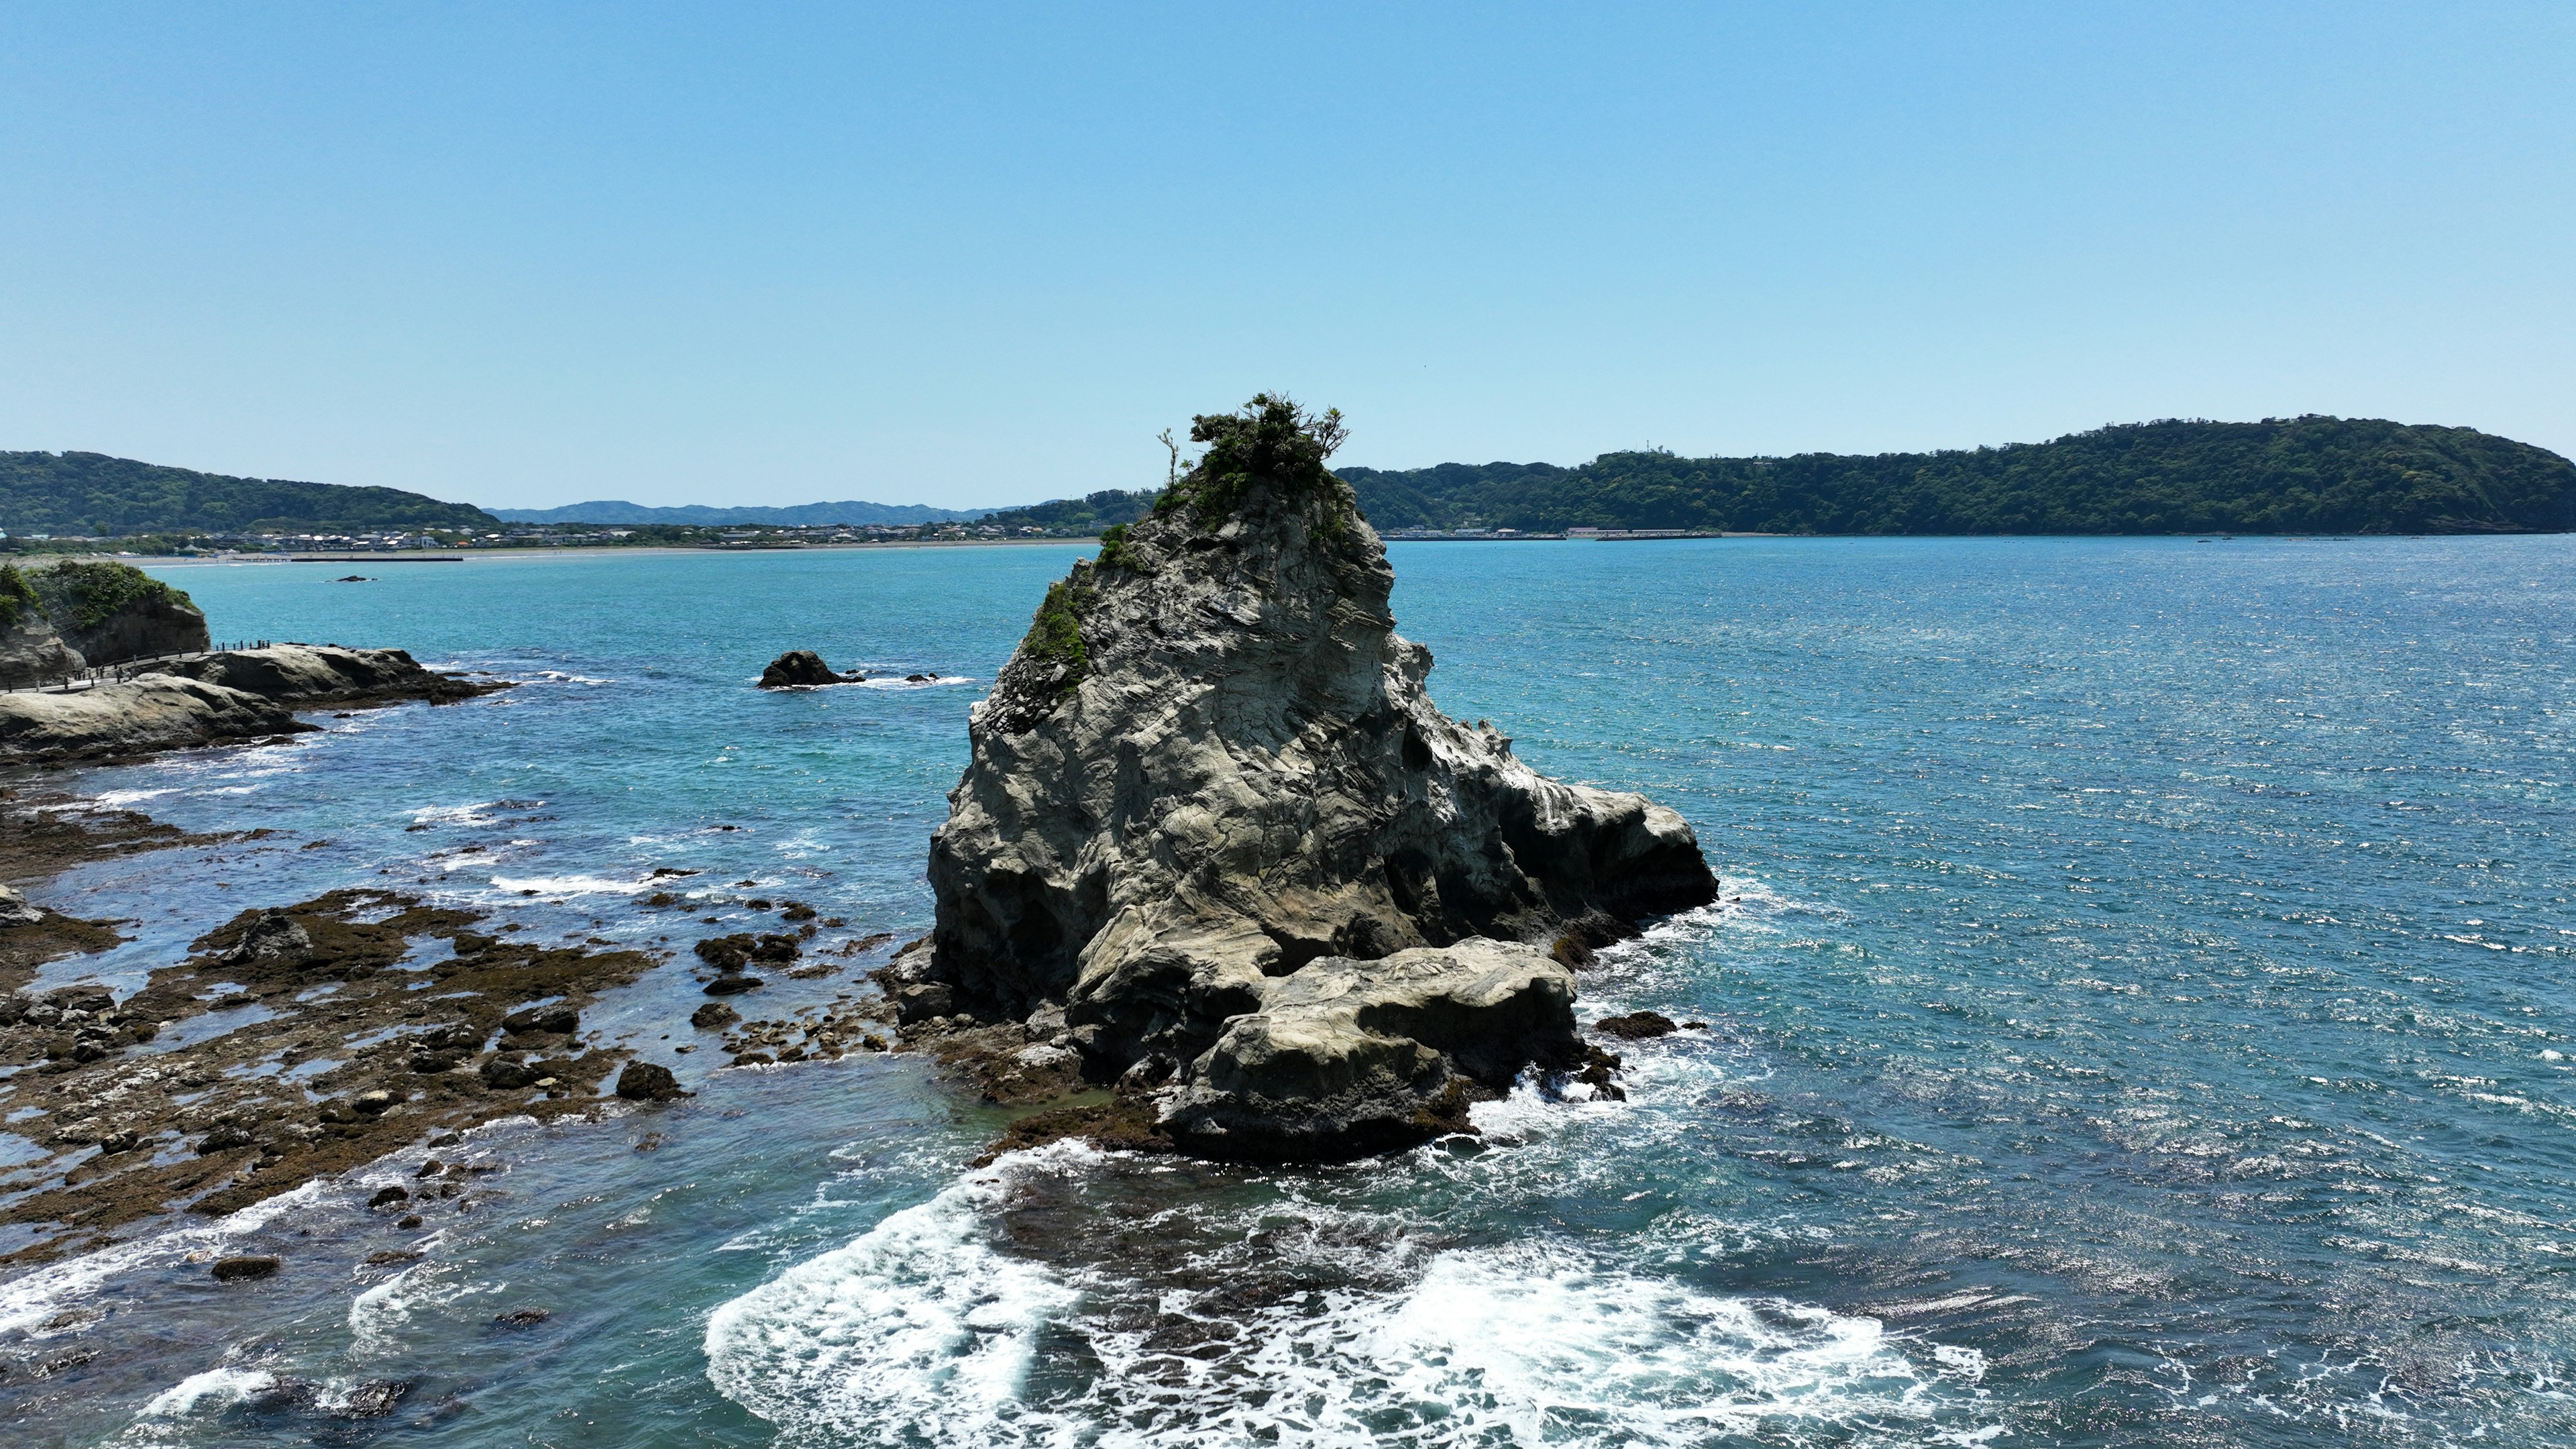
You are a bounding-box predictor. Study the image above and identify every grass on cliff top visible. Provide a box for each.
[26,559,198,632]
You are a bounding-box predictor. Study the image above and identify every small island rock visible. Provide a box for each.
[758,650,859,688]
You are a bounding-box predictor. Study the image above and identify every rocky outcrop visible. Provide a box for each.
[0,644,508,764]
[0,566,84,687]
[758,650,860,688]
[21,560,210,667]
[916,396,1717,1160]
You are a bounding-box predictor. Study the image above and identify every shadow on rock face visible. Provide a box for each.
[914,396,1719,1163]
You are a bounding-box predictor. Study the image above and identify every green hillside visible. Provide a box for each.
[978,489,1158,533]
[1334,417,2575,536]
[0,451,498,535]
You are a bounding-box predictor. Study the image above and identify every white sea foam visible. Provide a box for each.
[138,1366,274,1417]
[704,1150,1083,1443]
[0,1181,323,1338]
[409,800,502,826]
[489,873,652,896]
[706,1150,1972,1447]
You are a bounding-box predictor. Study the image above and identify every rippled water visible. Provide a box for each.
[3,535,2571,1447]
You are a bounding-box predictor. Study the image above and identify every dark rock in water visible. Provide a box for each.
[195,1123,256,1154]
[690,1001,739,1029]
[494,1307,551,1327]
[337,1379,413,1418]
[702,974,763,996]
[892,982,953,1024]
[44,983,114,1014]
[397,1213,424,1228]
[222,910,312,967]
[211,1254,280,1282]
[1594,1010,1678,1040]
[904,673,934,682]
[368,1185,411,1208]
[693,932,798,971]
[921,396,1719,1161]
[613,1061,685,1099]
[479,1057,541,1089]
[502,1004,578,1035]
[759,649,858,688]
[333,575,372,582]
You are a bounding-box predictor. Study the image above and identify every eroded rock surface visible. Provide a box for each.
[917,396,1717,1160]
[0,643,507,764]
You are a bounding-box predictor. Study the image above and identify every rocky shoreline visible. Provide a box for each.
[0,643,508,765]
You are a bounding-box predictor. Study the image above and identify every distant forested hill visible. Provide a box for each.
[488,499,982,526]
[977,489,1158,532]
[1334,417,2575,535]
[1,451,497,535]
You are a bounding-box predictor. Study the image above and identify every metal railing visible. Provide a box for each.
[1,640,271,694]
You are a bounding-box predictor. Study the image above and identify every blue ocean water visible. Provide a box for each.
[3,535,2572,1447]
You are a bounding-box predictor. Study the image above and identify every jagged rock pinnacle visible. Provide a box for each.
[920,396,1718,1159]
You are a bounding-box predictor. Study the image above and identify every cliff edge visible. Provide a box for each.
[0,560,211,688]
[914,397,1718,1159]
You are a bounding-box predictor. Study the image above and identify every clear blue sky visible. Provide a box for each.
[3,3,2569,511]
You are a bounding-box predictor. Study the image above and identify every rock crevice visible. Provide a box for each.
[919,397,1717,1159]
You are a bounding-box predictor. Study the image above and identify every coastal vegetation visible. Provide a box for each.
[1,451,497,537]
[25,559,195,633]
[1334,417,2575,536]
[0,564,36,629]
[978,489,1156,535]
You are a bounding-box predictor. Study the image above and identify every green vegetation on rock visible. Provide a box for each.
[978,490,1157,535]
[28,560,197,632]
[1021,572,1093,688]
[1157,394,1352,523]
[0,564,36,630]
[1334,417,2575,536]
[1,451,498,536]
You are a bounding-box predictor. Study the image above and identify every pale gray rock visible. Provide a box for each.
[0,610,85,688]
[1160,938,1581,1160]
[923,398,1718,1160]
[0,884,45,926]
[0,645,502,764]
[0,674,303,762]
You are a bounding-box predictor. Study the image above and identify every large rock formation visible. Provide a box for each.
[27,561,211,665]
[917,396,1717,1160]
[0,644,506,763]
[0,560,211,687]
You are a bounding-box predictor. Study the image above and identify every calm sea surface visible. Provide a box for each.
[3,535,2571,1448]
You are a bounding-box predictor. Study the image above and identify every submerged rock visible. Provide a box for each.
[920,396,1717,1161]
[758,650,858,688]
[211,1254,280,1282]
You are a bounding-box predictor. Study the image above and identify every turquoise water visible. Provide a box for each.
[3,535,2573,1447]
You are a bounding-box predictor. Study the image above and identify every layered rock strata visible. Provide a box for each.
[0,643,506,763]
[916,396,1717,1160]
